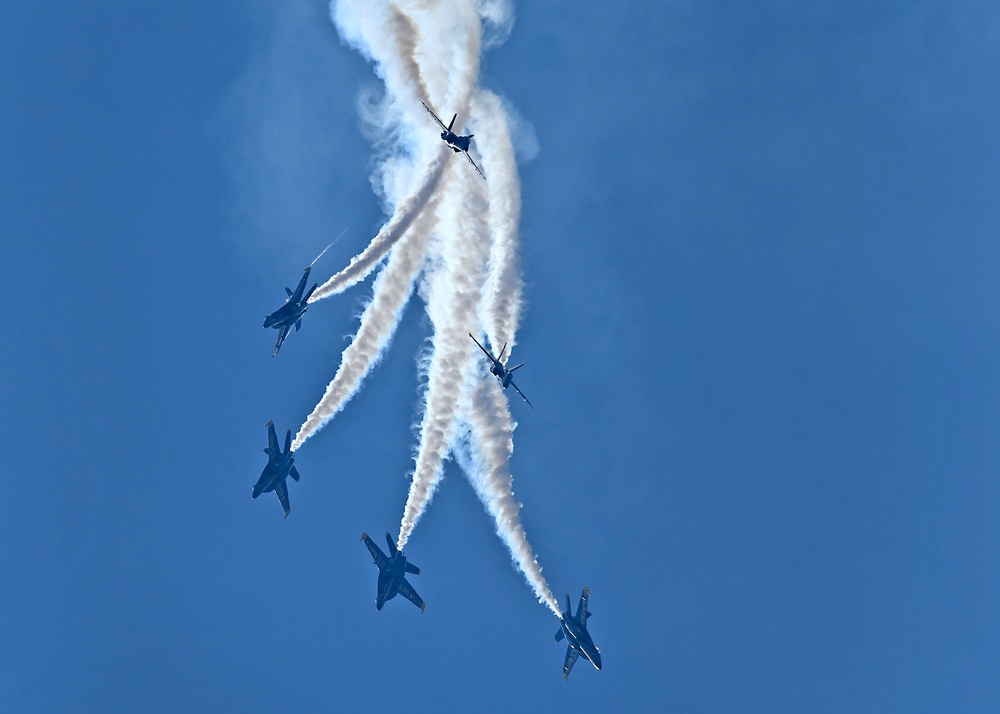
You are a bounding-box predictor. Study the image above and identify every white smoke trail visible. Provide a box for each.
[462,377,560,615]
[291,191,442,451]
[397,166,489,550]
[320,0,560,612]
[308,154,445,301]
[470,88,523,356]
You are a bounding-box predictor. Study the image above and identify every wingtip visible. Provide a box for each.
[266,419,274,427]
[421,603,426,614]
[360,532,368,541]
[583,586,590,594]
[283,510,290,519]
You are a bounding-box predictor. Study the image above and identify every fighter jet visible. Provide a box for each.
[555,587,603,680]
[252,420,300,518]
[421,101,486,180]
[263,266,318,357]
[469,332,532,408]
[360,532,426,613]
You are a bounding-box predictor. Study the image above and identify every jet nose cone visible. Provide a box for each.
[376,601,384,611]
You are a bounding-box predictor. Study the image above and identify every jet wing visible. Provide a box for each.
[511,381,534,410]
[361,533,389,571]
[290,267,312,302]
[562,646,579,680]
[576,587,591,623]
[274,478,291,518]
[469,333,499,367]
[463,151,486,180]
[421,101,449,132]
[397,577,426,613]
[272,324,290,357]
[266,421,280,455]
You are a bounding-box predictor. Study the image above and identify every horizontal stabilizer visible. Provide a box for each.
[289,466,301,482]
[405,562,420,576]
[285,287,293,298]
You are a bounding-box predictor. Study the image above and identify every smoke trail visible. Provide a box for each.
[323,0,561,615]
[397,167,489,550]
[309,228,348,268]
[308,154,445,301]
[386,5,431,109]
[332,0,430,129]
[471,88,523,356]
[462,377,560,615]
[291,190,442,451]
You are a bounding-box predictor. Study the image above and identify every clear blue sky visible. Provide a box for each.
[2,1,999,711]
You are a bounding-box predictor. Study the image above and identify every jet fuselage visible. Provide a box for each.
[441,130,472,153]
[263,301,308,329]
[253,450,294,498]
[559,614,602,671]
[377,554,410,609]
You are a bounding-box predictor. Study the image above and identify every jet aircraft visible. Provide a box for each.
[421,101,486,180]
[360,532,426,613]
[555,587,603,680]
[264,265,318,357]
[252,420,300,518]
[469,333,532,408]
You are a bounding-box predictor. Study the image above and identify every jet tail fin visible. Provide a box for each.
[555,627,565,642]
[284,429,292,454]
[289,466,301,482]
[498,343,507,362]
[405,562,421,575]
[285,287,293,298]
[385,532,398,557]
[447,113,456,131]
[295,319,302,332]
[508,362,525,373]
[565,593,573,615]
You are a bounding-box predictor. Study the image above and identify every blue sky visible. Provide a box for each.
[2,1,999,711]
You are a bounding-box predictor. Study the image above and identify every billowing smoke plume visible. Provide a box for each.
[293,0,558,614]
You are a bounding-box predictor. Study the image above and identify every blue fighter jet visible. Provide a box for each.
[264,266,318,357]
[469,333,532,408]
[252,420,300,518]
[360,532,425,613]
[555,587,603,680]
[421,101,485,180]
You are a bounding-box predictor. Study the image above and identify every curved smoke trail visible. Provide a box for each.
[294,0,560,614]
[462,377,559,615]
[397,165,489,549]
[292,190,441,451]
[471,88,523,356]
[308,154,445,301]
